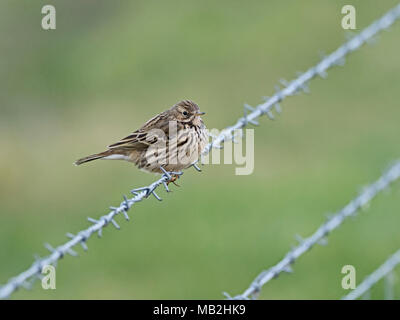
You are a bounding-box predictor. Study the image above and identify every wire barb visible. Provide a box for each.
[229,161,400,299]
[191,162,202,172]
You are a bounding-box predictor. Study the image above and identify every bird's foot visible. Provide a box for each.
[166,174,181,187]
[159,166,183,187]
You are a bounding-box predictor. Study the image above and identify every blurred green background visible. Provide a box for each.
[1,0,400,299]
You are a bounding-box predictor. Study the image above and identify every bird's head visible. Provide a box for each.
[170,100,205,125]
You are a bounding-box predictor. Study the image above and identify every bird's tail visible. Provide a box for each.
[74,150,113,166]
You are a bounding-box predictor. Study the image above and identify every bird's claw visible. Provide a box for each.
[160,166,182,186]
[166,174,181,187]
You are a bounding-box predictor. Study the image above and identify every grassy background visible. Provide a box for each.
[1,0,400,299]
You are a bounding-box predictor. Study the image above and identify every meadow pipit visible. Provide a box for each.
[75,100,208,183]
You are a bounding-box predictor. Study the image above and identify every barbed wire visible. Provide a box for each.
[342,249,400,300]
[203,3,400,153]
[1,3,400,299]
[0,168,187,299]
[225,160,400,300]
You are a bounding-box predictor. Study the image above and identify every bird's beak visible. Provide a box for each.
[196,111,206,116]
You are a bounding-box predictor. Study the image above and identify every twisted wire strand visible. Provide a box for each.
[0,173,173,299]
[203,3,400,152]
[227,161,400,299]
[342,249,400,300]
[1,3,400,299]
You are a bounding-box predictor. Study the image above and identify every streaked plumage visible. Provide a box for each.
[74,100,208,174]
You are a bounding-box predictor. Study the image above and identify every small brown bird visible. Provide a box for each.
[74,100,208,182]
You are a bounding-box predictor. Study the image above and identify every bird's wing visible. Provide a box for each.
[107,112,169,149]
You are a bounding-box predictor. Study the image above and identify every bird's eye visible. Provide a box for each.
[182,111,188,116]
